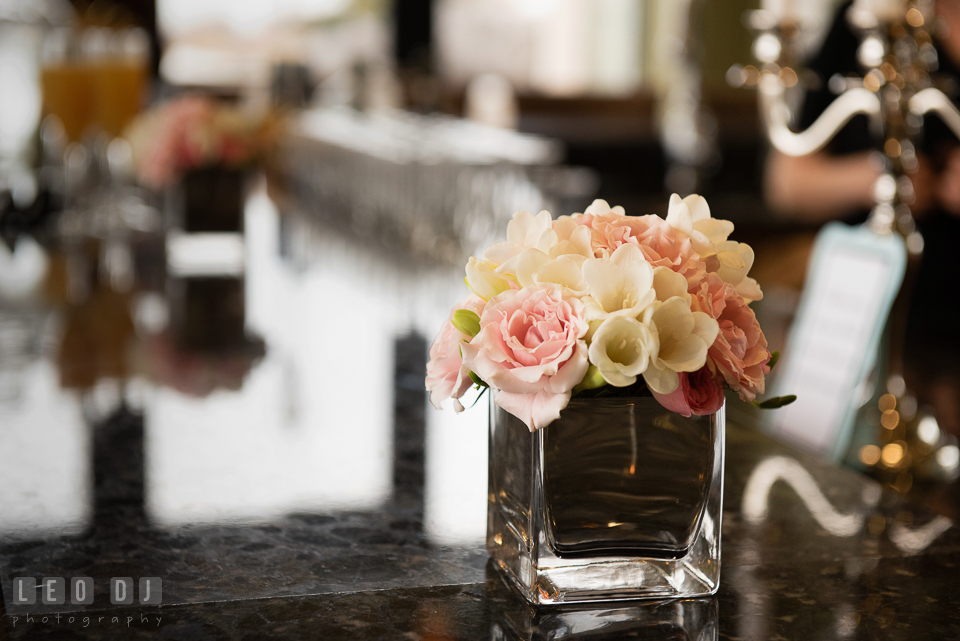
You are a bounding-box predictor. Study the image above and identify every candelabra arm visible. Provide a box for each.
[909,88,960,140]
[760,74,882,157]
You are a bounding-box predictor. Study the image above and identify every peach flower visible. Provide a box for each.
[692,273,770,401]
[461,285,589,431]
[425,294,487,411]
[652,366,725,417]
[574,200,705,287]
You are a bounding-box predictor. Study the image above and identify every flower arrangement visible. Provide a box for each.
[426,195,793,431]
[125,96,273,189]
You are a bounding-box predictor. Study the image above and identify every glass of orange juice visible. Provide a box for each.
[92,28,149,137]
[40,29,93,143]
[41,27,149,143]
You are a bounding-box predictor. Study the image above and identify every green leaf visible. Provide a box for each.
[469,370,489,388]
[751,394,797,409]
[452,309,481,338]
[768,350,780,371]
[467,386,489,408]
[573,365,607,395]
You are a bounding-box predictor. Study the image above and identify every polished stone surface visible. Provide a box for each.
[2,190,960,639]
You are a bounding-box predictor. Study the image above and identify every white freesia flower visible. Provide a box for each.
[496,215,593,292]
[581,244,656,322]
[482,209,554,267]
[549,216,594,259]
[651,266,690,303]
[714,240,763,302]
[500,248,548,288]
[519,252,588,294]
[466,257,515,300]
[588,315,659,387]
[665,193,733,258]
[665,193,763,302]
[535,255,587,293]
[497,246,588,295]
[583,199,626,218]
[642,296,720,394]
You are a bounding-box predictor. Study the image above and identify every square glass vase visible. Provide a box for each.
[169,166,247,233]
[487,394,724,605]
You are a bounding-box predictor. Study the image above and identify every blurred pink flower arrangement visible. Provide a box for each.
[426,195,793,431]
[125,96,271,189]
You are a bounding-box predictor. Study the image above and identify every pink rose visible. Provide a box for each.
[692,273,770,401]
[652,366,725,417]
[577,212,705,287]
[137,116,181,188]
[136,97,216,188]
[425,294,487,411]
[461,285,589,431]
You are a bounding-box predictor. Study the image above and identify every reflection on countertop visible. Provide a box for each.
[1,187,960,640]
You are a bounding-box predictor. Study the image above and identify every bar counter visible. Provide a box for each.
[1,190,959,640]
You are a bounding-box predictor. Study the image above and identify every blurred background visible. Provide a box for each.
[2,0,960,545]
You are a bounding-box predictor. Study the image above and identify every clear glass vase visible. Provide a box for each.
[169,166,247,233]
[487,394,724,605]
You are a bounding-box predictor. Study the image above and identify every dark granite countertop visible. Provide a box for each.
[2,190,959,640]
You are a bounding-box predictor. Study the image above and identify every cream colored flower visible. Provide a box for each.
[497,216,593,291]
[549,216,594,260]
[581,244,656,322]
[466,257,515,300]
[472,209,567,300]
[642,297,719,394]
[498,248,587,296]
[499,248,548,288]
[714,240,763,302]
[482,209,554,266]
[535,255,587,293]
[651,266,690,303]
[665,193,763,302]
[665,193,734,258]
[583,199,627,218]
[588,315,659,387]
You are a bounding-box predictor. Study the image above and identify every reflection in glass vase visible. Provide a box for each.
[487,562,718,640]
